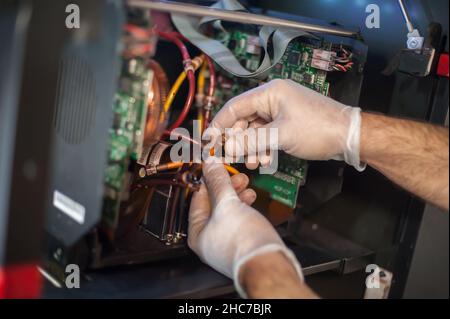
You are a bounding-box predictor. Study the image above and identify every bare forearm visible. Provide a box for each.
[361,112,449,210]
[238,251,318,299]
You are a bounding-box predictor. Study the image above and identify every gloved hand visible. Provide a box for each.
[188,160,304,297]
[210,79,365,171]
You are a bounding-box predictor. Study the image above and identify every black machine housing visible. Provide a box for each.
[41,1,372,291]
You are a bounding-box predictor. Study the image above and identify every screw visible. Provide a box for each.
[138,167,146,178]
[410,39,418,48]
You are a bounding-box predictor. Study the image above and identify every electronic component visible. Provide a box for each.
[102,57,154,234]
[267,41,331,93]
[273,63,284,76]
[312,49,336,61]
[222,30,262,71]
[246,35,261,55]
[287,51,301,65]
[252,153,307,208]
[302,73,315,84]
[290,71,303,82]
[311,58,333,71]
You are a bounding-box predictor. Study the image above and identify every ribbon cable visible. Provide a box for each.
[171,0,317,79]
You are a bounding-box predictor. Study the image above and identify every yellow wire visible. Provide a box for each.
[159,161,239,176]
[197,60,208,136]
[163,72,186,113]
[163,55,205,114]
[160,56,240,178]
[224,164,240,176]
[197,61,207,95]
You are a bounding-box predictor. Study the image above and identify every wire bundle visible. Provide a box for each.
[333,47,354,72]
[124,24,238,180]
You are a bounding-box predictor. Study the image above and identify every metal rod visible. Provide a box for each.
[127,0,358,37]
[398,0,415,33]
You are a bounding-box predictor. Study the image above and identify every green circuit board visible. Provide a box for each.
[102,57,151,230]
[268,41,331,96]
[219,30,262,72]
[251,153,307,208]
[214,30,334,208]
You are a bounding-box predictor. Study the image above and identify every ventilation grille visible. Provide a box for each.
[53,55,97,144]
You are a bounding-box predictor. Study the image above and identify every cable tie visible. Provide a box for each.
[183,60,195,73]
[204,96,215,110]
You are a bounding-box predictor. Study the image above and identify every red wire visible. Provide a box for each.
[166,70,196,132]
[163,31,189,42]
[155,30,191,62]
[205,55,216,98]
[160,32,217,130]
[155,30,196,134]
[125,24,149,38]
[335,64,348,72]
[202,55,216,128]
[123,25,195,135]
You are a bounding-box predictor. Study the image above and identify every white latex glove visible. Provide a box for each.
[210,79,366,171]
[188,160,304,298]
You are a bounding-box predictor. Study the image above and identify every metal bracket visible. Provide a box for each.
[127,0,358,38]
[398,0,424,50]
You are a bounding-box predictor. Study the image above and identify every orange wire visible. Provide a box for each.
[156,161,238,175]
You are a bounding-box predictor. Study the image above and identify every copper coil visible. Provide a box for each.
[139,59,170,163]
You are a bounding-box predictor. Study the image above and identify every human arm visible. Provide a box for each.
[360,112,449,210]
[238,251,318,298]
